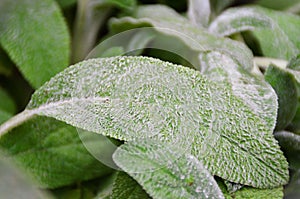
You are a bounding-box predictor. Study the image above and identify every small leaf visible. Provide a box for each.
[0,56,289,188]
[113,139,224,199]
[0,0,70,88]
[264,64,298,130]
[274,131,300,170]
[110,5,254,71]
[111,171,151,199]
[0,154,53,199]
[0,116,112,188]
[209,6,300,60]
[187,0,211,27]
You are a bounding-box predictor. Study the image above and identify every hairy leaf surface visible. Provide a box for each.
[111,171,150,199]
[0,0,70,88]
[0,116,112,188]
[113,140,224,199]
[0,56,289,188]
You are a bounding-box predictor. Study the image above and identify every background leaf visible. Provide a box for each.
[0,153,53,199]
[2,56,288,188]
[71,0,136,63]
[264,64,298,130]
[111,171,151,199]
[0,0,70,88]
[0,116,112,188]
[0,87,16,124]
[218,180,283,199]
[188,0,211,27]
[274,131,300,170]
[110,5,254,71]
[113,139,224,199]
[209,6,300,60]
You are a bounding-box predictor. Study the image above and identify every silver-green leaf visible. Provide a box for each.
[209,6,300,60]
[0,56,289,188]
[113,139,224,199]
[110,5,253,71]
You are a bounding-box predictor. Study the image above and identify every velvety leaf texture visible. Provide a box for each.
[109,5,254,71]
[111,171,151,199]
[1,56,287,188]
[209,6,300,60]
[0,116,112,188]
[0,0,70,88]
[113,140,224,199]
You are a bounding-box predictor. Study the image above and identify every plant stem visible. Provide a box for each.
[0,110,35,137]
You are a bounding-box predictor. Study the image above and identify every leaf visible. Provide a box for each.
[264,64,298,130]
[95,174,116,199]
[0,116,112,188]
[111,171,151,199]
[0,154,53,199]
[187,0,211,27]
[71,0,136,62]
[0,0,70,88]
[209,6,300,60]
[113,139,224,199]
[256,0,300,13]
[218,180,283,199]
[0,56,289,188]
[199,51,277,132]
[0,87,16,114]
[109,5,254,71]
[284,169,300,198]
[287,54,300,70]
[274,131,300,170]
[87,28,155,59]
[0,87,15,124]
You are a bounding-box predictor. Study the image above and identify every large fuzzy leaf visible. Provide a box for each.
[113,140,224,199]
[0,116,112,188]
[0,56,288,188]
[209,6,300,60]
[0,0,70,88]
[109,5,253,71]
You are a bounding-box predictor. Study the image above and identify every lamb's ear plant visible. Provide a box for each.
[0,0,300,198]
